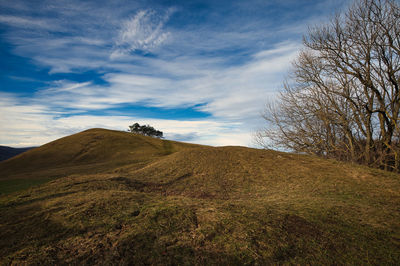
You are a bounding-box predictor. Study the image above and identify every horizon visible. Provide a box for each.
[0,0,350,147]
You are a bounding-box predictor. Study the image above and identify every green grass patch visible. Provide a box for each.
[0,178,53,195]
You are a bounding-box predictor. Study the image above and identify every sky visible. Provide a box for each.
[0,0,350,147]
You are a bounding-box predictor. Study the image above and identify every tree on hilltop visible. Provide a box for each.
[128,123,163,138]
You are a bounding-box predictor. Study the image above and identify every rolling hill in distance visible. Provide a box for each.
[0,128,399,264]
[0,146,35,162]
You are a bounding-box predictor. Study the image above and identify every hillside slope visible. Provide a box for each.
[0,128,196,180]
[0,128,399,264]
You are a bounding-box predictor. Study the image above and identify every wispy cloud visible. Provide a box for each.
[111,9,174,59]
[0,14,70,33]
[0,93,248,147]
[30,41,298,115]
[0,0,351,147]
[0,40,299,147]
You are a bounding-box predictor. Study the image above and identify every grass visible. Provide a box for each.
[0,128,399,264]
[0,177,53,195]
[0,128,197,189]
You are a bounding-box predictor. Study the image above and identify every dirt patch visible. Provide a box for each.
[281,214,322,239]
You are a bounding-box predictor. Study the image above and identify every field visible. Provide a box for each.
[0,128,399,264]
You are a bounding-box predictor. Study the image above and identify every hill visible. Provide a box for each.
[0,128,197,193]
[0,146,34,162]
[0,128,399,264]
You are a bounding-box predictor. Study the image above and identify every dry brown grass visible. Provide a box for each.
[0,128,399,264]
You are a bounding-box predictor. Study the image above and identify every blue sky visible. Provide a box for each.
[0,0,350,147]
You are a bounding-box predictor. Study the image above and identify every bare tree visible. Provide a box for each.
[257,0,400,172]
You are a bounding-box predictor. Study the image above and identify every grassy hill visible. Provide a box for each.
[0,128,196,194]
[0,128,399,264]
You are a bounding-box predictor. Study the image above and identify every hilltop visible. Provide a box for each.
[0,128,399,264]
[0,129,196,193]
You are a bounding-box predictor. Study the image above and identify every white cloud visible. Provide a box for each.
[2,41,297,148]
[27,41,298,118]
[111,9,174,59]
[0,15,62,31]
[0,93,248,147]
[0,93,61,147]
[1,0,342,147]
